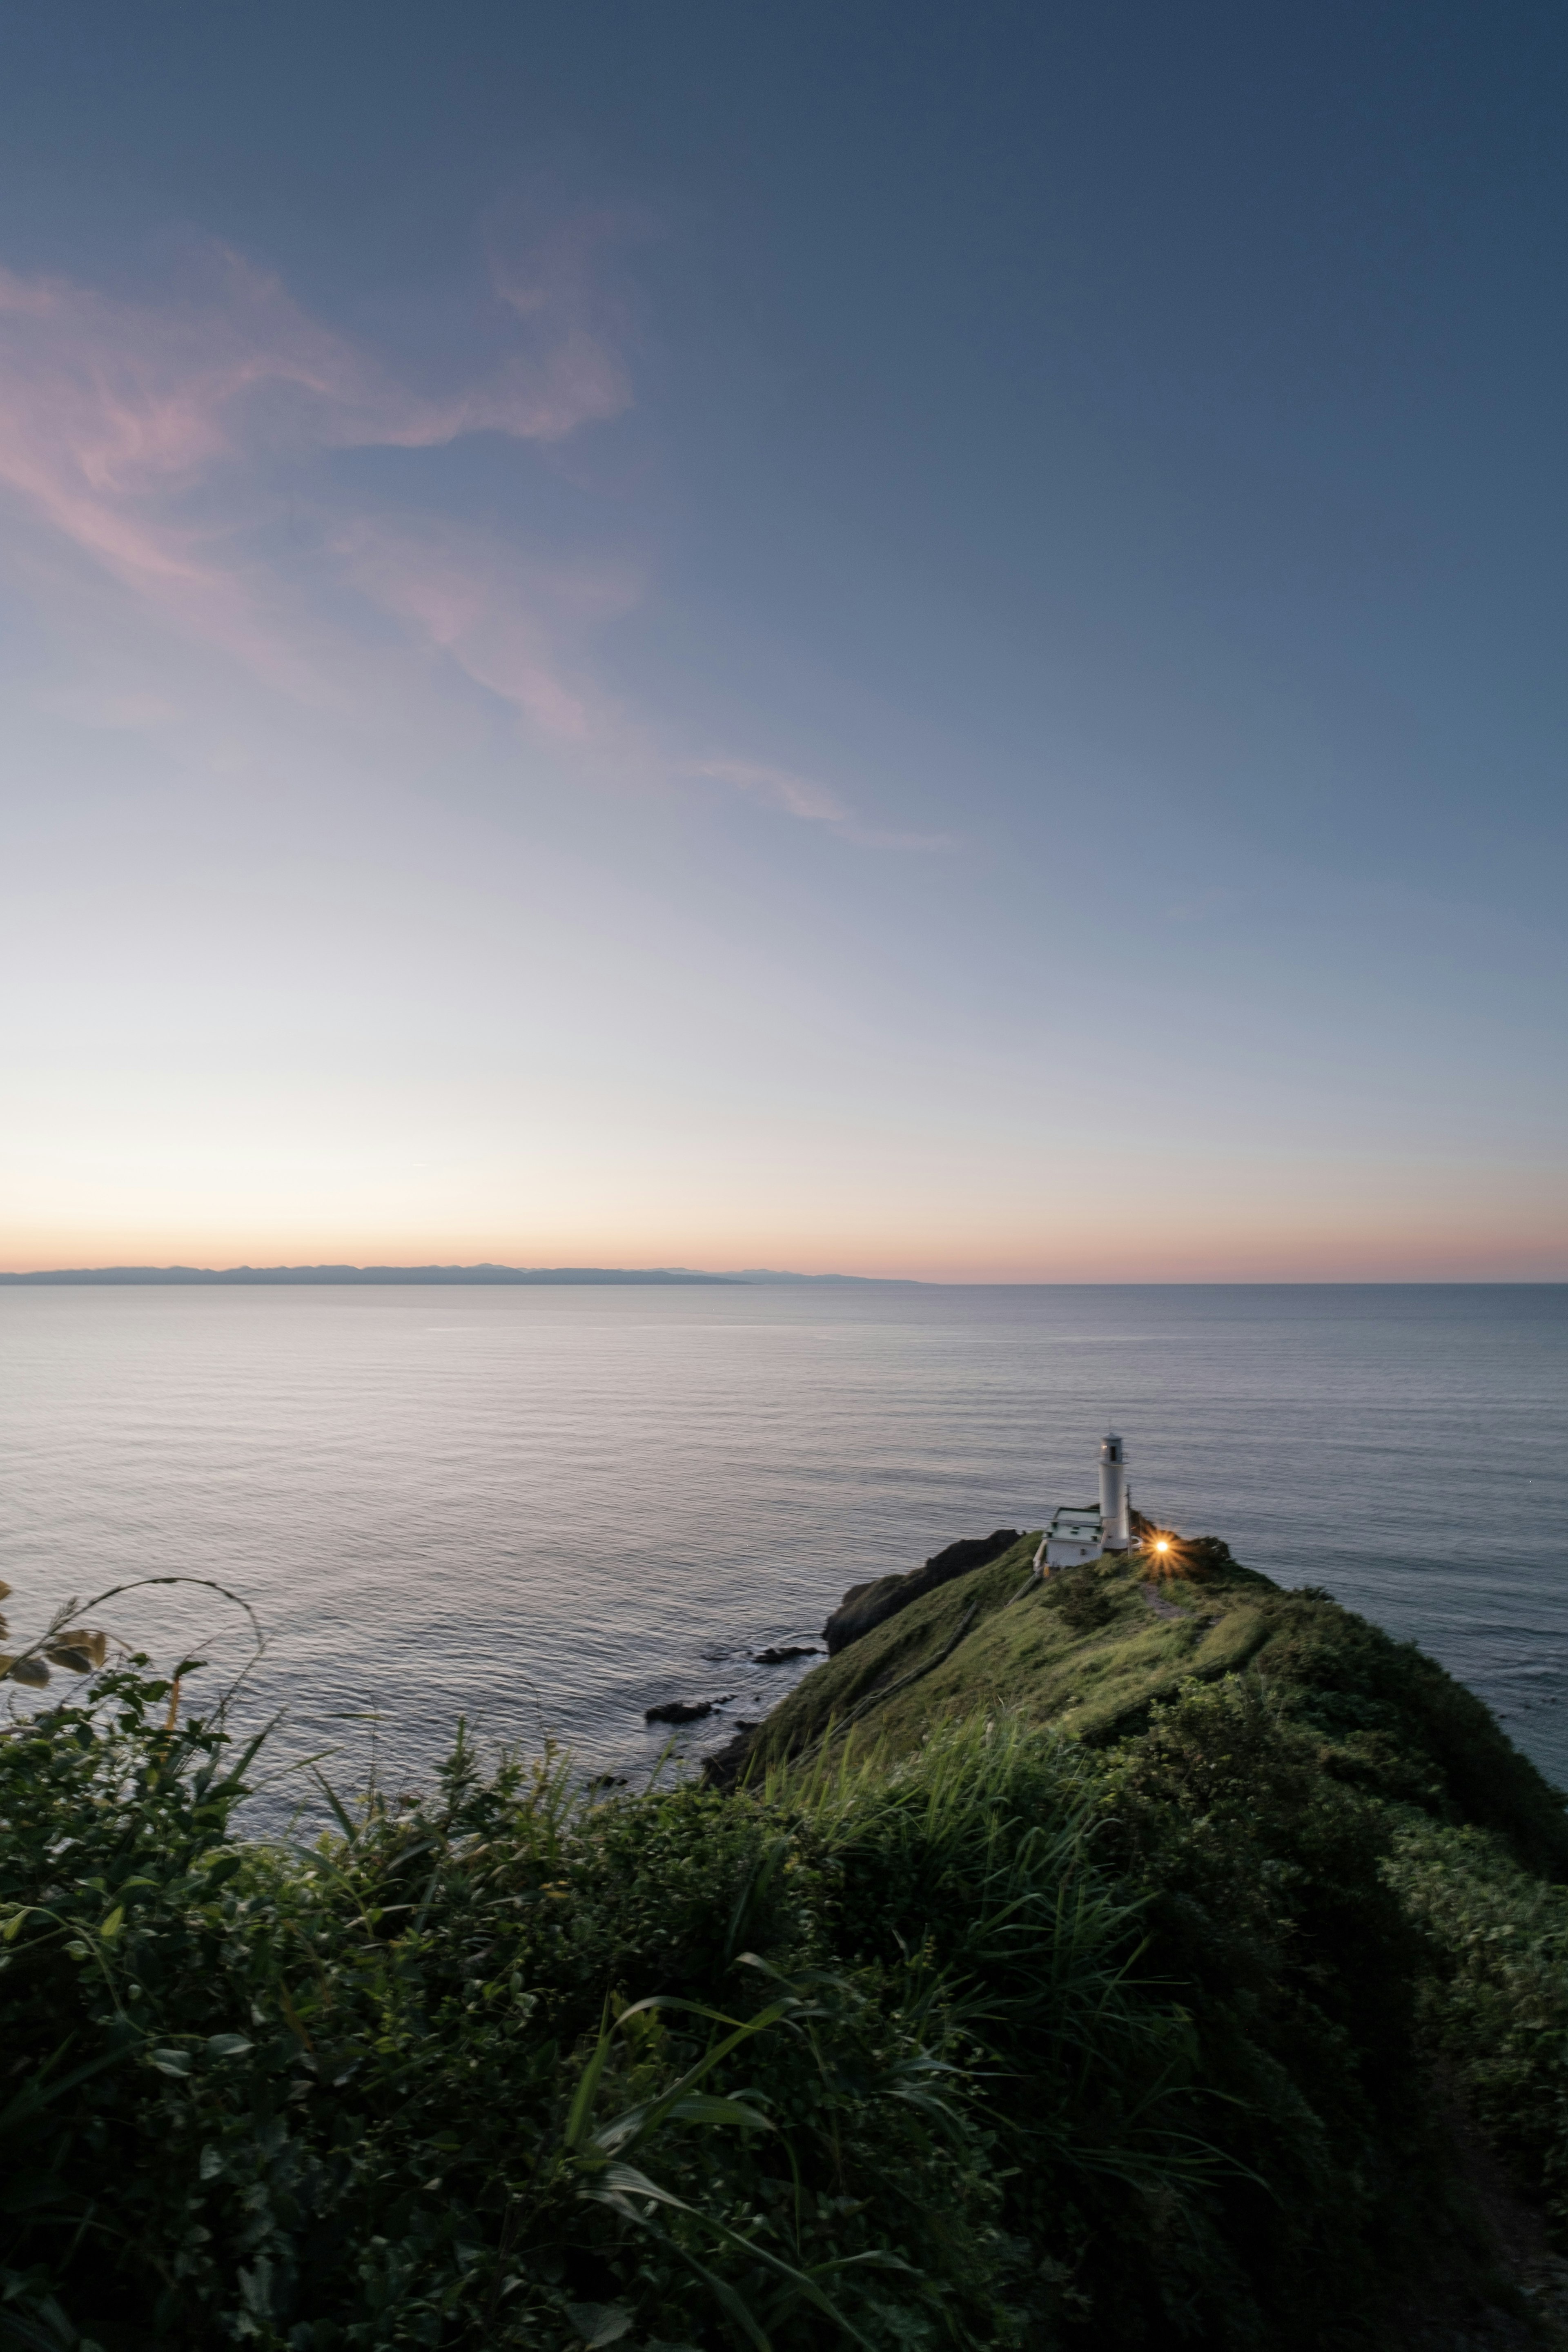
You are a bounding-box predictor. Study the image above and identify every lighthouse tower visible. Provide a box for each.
[1098,1433,1131,1552]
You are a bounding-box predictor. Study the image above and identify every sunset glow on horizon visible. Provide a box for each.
[6,1166,1563,1289]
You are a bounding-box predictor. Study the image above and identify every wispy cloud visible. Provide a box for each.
[0,240,942,850]
[693,758,852,826]
[336,517,641,744]
[693,759,955,850]
[0,244,628,682]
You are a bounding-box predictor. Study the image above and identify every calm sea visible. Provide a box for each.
[2,1284,1565,1810]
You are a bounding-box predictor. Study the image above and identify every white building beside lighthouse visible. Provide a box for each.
[1038,1504,1104,1569]
[1036,1433,1135,1570]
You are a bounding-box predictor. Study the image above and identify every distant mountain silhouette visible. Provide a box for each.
[0,1263,928,1287]
[0,1264,737,1286]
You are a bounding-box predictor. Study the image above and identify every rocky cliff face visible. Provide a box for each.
[821,1529,1020,1655]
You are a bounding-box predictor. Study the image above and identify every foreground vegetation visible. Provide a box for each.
[5,1539,1568,2349]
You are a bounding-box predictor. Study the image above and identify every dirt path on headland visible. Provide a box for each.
[1140,1581,1186,1621]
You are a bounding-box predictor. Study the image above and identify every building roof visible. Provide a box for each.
[1048,1505,1102,1537]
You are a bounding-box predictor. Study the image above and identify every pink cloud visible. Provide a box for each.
[0,241,940,849]
[692,757,955,848]
[335,519,641,744]
[693,758,853,826]
[0,247,630,679]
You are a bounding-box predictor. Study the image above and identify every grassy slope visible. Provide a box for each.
[737,1535,1568,1874]
[12,1542,1568,2347]
[739,1537,1267,1764]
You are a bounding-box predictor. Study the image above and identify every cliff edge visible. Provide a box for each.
[710,1529,1568,1879]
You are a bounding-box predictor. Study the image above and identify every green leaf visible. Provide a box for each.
[591,2158,872,2350]
[205,2034,253,2060]
[662,2093,774,2131]
[566,2306,633,2348]
[308,1765,360,1846]
[592,2160,691,2212]
[0,2034,139,2137]
[588,2000,788,2159]
[671,2253,773,2352]
[0,2287,80,2350]
[564,2003,615,2149]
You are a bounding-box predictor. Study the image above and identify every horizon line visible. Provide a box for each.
[0,1263,1563,1290]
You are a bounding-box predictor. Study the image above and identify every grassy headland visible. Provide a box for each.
[713,1535,1568,1873]
[4,1535,1568,2351]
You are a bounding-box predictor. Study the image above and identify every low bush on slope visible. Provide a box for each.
[7,1538,1568,2352]
[7,1654,1542,2352]
[1386,1813,1568,2237]
[2,1669,1025,2352]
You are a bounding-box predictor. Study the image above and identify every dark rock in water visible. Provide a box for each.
[823,1529,1022,1655]
[753,1644,822,1665]
[645,1698,713,1725]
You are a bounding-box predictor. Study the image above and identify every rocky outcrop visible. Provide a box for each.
[703,1722,760,1789]
[705,1530,1024,1787]
[822,1530,1020,1655]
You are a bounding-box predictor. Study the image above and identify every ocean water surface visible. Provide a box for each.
[2,1283,1565,1809]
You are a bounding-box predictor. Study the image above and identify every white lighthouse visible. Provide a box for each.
[1098,1432,1131,1552]
[1035,1432,1136,1572]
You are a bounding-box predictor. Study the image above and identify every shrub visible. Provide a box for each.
[1248,1595,1568,1875]
[1043,1567,1115,1634]
[4,1641,1556,2350]
[1085,1676,1441,2346]
[0,1674,1023,2350]
[1385,1814,1568,2236]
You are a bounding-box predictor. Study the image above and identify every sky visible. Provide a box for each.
[0,1,1564,1281]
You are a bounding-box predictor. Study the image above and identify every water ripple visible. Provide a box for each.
[1,1283,1564,1808]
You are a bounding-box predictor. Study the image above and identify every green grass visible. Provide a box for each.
[6,1534,1568,2351]
[728,1539,1568,1875]
[731,1539,1278,1770]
